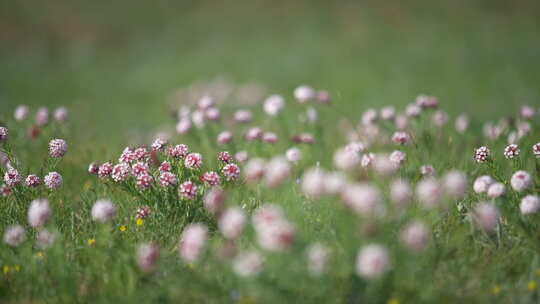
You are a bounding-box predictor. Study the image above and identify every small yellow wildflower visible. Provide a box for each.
[3,265,10,275]
[136,218,144,226]
[14,265,21,272]
[528,280,537,291]
[387,298,400,304]
[119,225,127,232]
[36,251,44,258]
[491,285,501,295]
[87,238,96,246]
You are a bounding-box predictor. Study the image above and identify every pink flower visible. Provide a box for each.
[131,162,149,176]
[14,105,29,121]
[510,170,532,192]
[112,163,131,182]
[533,143,540,158]
[306,243,330,276]
[134,147,150,161]
[263,94,285,116]
[442,170,467,198]
[380,106,396,121]
[218,151,233,164]
[37,229,57,249]
[167,144,189,159]
[136,174,154,190]
[455,114,469,133]
[234,110,252,123]
[341,183,384,217]
[25,174,41,187]
[48,139,68,158]
[520,195,540,215]
[262,132,278,143]
[98,162,113,178]
[205,107,220,121]
[520,105,536,119]
[88,162,100,175]
[0,127,8,141]
[245,127,263,141]
[400,221,430,252]
[316,90,331,104]
[264,157,290,188]
[203,187,225,214]
[503,144,520,159]
[473,175,494,193]
[91,199,117,222]
[179,180,198,199]
[286,148,302,163]
[294,85,315,103]
[416,94,438,108]
[391,131,411,145]
[244,158,265,182]
[420,165,436,177]
[235,151,249,163]
[159,172,177,187]
[44,172,62,189]
[487,182,506,198]
[151,138,167,151]
[406,103,422,117]
[431,110,449,127]
[256,219,295,252]
[474,146,490,163]
[222,163,240,181]
[472,203,499,233]
[178,223,208,263]
[355,244,391,279]
[136,206,152,219]
[197,95,214,110]
[176,118,192,134]
[201,171,221,186]
[54,107,69,122]
[137,243,160,272]
[3,225,26,247]
[232,250,264,277]
[301,168,327,198]
[389,150,406,166]
[28,198,51,228]
[217,131,233,145]
[219,207,246,240]
[416,178,443,209]
[0,184,12,197]
[184,153,203,170]
[4,168,20,186]
[333,148,360,170]
[119,147,136,164]
[390,179,412,207]
[35,107,49,126]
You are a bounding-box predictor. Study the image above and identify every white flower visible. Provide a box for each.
[473,176,494,194]
[355,244,390,279]
[232,250,264,278]
[294,85,315,103]
[264,157,291,188]
[219,207,246,240]
[306,243,330,276]
[443,170,467,198]
[341,183,384,217]
[137,243,160,272]
[286,148,302,163]
[28,198,52,228]
[400,221,430,252]
[487,183,505,198]
[520,195,540,215]
[178,223,208,263]
[390,179,412,207]
[333,148,360,170]
[416,178,443,209]
[3,225,26,247]
[263,94,285,116]
[510,171,532,192]
[91,199,117,222]
[301,168,327,198]
[473,203,499,233]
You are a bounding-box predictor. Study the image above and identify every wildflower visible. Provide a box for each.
[510,170,532,192]
[416,178,443,209]
[521,105,536,119]
[301,168,327,198]
[191,110,205,128]
[176,118,192,134]
[528,280,537,291]
[235,151,249,163]
[136,174,154,189]
[491,285,501,295]
[48,139,68,158]
[285,147,302,163]
[304,107,318,123]
[487,183,505,198]
[264,157,291,188]
[137,243,160,272]
[361,153,375,168]
[395,114,408,130]
[159,161,172,173]
[111,163,131,182]
[184,153,203,170]
[262,132,278,143]
[306,243,330,276]
[333,148,360,170]
[197,95,214,110]
[390,179,413,207]
[222,163,240,181]
[218,151,233,164]
[119,225,127,232]
[234,110,252,123]
[219,207,246,240]
[244,158,265,182]
[4,168,21,186]
[389,150,406,166]
[0,184,12,197]
[54,107,69,122]
[520,195,540,215]
[35,107,49,126]
[167,144,189,159]
[14,105,29,121]
[28,198,51,228]
[474,146,490,163]
[25,174,41,187]
[400,221,430,252]
[294,85,315,103]
[36,229,56,249]
[136,206,151,219]
[0,127,8,141]
[203,187,225,214]
[44,172,62,189]
[205,107,220,121]
[179,180,198,199]
[455,114,469,133]
[263,94,285,116]
[361,109,378,126]
[293,133,315,144]
[91,199,117,222]
[431,110,449,127]
[136,218,144,226]
[316,90,331,103]
[341,183,384,217]
[245,127,263,141]
[416,94,439,108]
[232,250,264,278]
[472,203,499,233]
[356,244,391,279]
[256,218,295,252]
[87,238,96,246]
[373,154,399,176]
[391,132,411,145]
[217,131,233,145]
[473,175,494,193]
[201,171,221,186]
[151,138,167,151]
[406,103,422,117]
[503,144,520,159]
[420,165,435,176]
[443,170,467,198]
[532,143,540,158]
[88,162,100,175]
[3,225,26,247]
[324,171,347,195]
[131,162,149,176]
[98,162,113,178]
[178,223,208,263]
[158,172,176,187]
[380,106,396,121]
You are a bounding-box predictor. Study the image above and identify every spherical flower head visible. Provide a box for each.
[136,173,154,190]
[473,175,494,193]
[391,131,411,145]
[48,139,68,158]
[137,243,160,272]
[406,103,422,117]
[3,225,26,247]
[416,178,443,209]
[333,148,360,171]
[301,168,327,198]
[245,127,263,141]
[264,156,291,188]
[263,94,285,116]
[431,110,449,127]
[179,180,198,200]
[197,95,215,110]
[533,143,540,158]
[112,163,131,182]
[473,202,499,233]
[176,118,192,134]
[345,141,366,154]
[400,221,430,252]
[0,127,8,141]
[294,85,315,103]
[217,131,233,145]
[222,163,240,181]
[234,110,253,123]
[28,198,51,228]
[14,105,29,121]
[293,133,315,144]
[306,243,330,276]
[262,132,278,143]
[355,244,391,279]
[316,90,331,104]
[44,172,62,189]
[167,144,189,159]
[361,153,375,168]
[136,205,152,219]
[416,94,439,109]
[4,168,20,187]
[504,144,520,159]
[178,223,208,263]
[25,174,41,187]
[389,150,406,166]
[219,207,246,240]
[286,147,302,163]
[244,158,265,182]
[37,229,57,249]
[88,162,100,175]
[256,219,295,251]
[235,151,249,163]
[487,182,505,198]
[134,147,150,161]
[118,147,136,164]
[184,153,203,170]
[53,106,69,122]
[510,170,532,192]
[474,146,490,163]
[443,170,467,198]
[218,151,233,164]
[323,171,347,195]
[201,171,221,186]
[252,204,285,229]
[520,195,540,215]
[0,184,12,197]
[159,172,177,187]
[35,107,49,126]
[395,114,409,130]
[420,165,436,176]
[131,162,149,176]
[232,250,264,278]
[372,154,398,176]
[520,105,536,119]
[151,138,167,151]
[91,199,117,222]
[341,183,384,217]
[455,114,469,133]
[204,187,225,214]
[380,106,396,121]
[205,107,220,121]
[361,109,378,126]
[98,162,113,178]
[191,110,205,128]
[390,179,412,207]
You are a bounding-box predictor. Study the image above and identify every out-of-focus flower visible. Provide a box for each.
[406,103,422,117]
[205,107,220,121]
[44,172,62,189]
[35,107,49,126]
[219,207,246,240]
[235,151,249,163]
[204,187,225,214]
[137,243,160,273]
[373,154,398,176]
[91,199,117,222]
[294,85,315,103]
[391,132,411,145]
[533,143,540,158]
[176,118,192,134]
[245,127,263,141]
[88,162,100,175]
[431,110,449,127]
[14,105,29,121]
[232,250,264,278]
[306,243,330,276]
[217,131,233,145]
[286,147,302,163]
[191,110,205,128]
[324,171,347,195]
[0,184,12,197]
[301,168,326,198]
[356,244,390,279]
[400,221,430,252]
[37,229,57,249]
[416,178,443,209]
[380,106,396,121]
[474,146,490,163]
[316,90,331,104]
[263,94,285,116]
[473,175,494,193]
[443,170,467,198]
[520,105,536,119]
[217,151,233,164]
[510,170,532,192]
[389,150,406,166]
[54,107,69,122]
[136,206,151,219]
[264,157,290,188]
[503,144,520,159]
[184,153,203,170]
[341,183,384,217]
[520,195,540,215]
[197,95,214,110]
[361,153,375,168]
[262,132,278,143]
[178,223,208,263]
[179,180,198,200]
[25,174,41,187]
[234,110,253,123]
[455,114,469,133]
[151,138,167,151]
[361,109,378,126]
[416,94,439,109]
[472,203,499,233]
[244,158,265,182]
[487,182,505,198]
[333,147,360,170]
[3,225,26,247]
[420,165,435,177]
[28,198,51,228]
[390,179,412,208]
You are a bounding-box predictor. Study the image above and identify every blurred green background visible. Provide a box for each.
[1,0,539,143]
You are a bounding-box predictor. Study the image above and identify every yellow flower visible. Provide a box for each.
[36,251,44,258]
[119,225,127,232]
[528,280,537,291]
[491,285,501,295]
[387,298,400,304]
[136,218,144,226]
[3,265,10,275]
[14,265,21,272]
[87,238,96,246]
